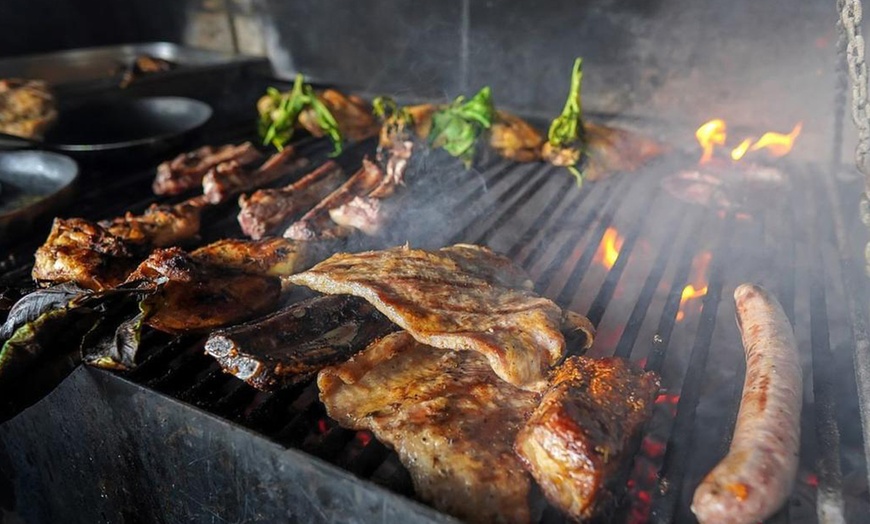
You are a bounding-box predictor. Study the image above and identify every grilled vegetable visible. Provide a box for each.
[542,58,586,185]
[428,87,495,166]
[258,74,343,155]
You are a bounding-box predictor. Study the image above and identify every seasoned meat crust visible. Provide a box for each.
[319,331,538,524]
[515,356,660,521]
[0,79,56,139]
[152,142,262,196]
[291,244,566,391]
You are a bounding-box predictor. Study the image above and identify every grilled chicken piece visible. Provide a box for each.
[238,161,345,239]
[319,331,539,524]
[298,89,379,143]
[99,199,205,248]
[202,147,306,204]
[32,218,138,291]
[205,295,397,390]
[152,142,262,196]
[125,247,281,334]
[190,237,337,278]
[291,244,574,392]
[283,158,385,241]
[377,104,437,151]
[515,356,660,521]
[490,111,544,162]
[0,79,56,139]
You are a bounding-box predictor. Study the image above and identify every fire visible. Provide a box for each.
[696,119,727,164]
[695,119,802,163]
[596,227,624,270]
[676,251,712,322]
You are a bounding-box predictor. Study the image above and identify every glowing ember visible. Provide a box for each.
[356,431,373,447]
[696,119,727,165]
[676,251,711,322]
[317,418,329,434]
[695,119,802,163]
[596,227,624,270]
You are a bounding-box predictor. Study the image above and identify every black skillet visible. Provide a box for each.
[0,97,212,165]
[0,150,78,243]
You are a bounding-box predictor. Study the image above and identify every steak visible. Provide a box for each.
[290,244,571,391]
[319,331,539,524]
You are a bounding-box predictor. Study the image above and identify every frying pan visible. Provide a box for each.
[0,97,212,164]
[0,151,78,243]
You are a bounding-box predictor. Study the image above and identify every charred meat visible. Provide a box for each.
[125,247,281,334]
[582,122,665,182]
[152,142,262,196]
[202,146,306,204]
[205,295,396,390]
[515,356,660,521]
[319,331,539,524]
[238,161,345,239]
[299,89,378,143]
[290,244,572,391]
[99,200,204,248]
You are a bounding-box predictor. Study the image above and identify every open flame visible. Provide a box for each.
[696,119,802,164]
[595,227,624,270]
[676,251,712,322]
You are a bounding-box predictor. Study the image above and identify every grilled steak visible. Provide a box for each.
[152,142,262,196]
[515,356,660,521]
[319,331,539,524]
[126,247,281,334]
[238,161,345,239]
[202,147,306,204]
[290,244,571,391]
[205,295,397,390]
[283,158,385,241]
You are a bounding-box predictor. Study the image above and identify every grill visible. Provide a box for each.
[1,69,869,524]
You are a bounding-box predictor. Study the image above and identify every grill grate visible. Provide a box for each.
[2,101,869,522]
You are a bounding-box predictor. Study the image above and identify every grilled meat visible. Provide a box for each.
[328,196,388,236]
[238,161,345,239]
[490,111,544,163]
[119,54,176,88]
[205,295,397,390]
[298,89,379,143]
[290,244,572,392]
[126,247,281,334]
[581,122,665,181]
[152,142,262,196]
[202,146,306,204]
[99,200,205,248]
[515,356,660,521]
[283,158,385,241]
[0,79,56,139]
[319,331,539,524]
[691,284,801,524]
[32,218,138,291]
[190,237,337,278]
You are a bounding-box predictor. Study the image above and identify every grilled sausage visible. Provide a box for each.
[691,284,802,524]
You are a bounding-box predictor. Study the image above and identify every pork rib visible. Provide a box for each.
[152,142,262,195]
[205,295,396,390]
[238,161,345,239]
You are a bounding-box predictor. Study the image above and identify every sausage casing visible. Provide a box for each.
[691,283,802,524]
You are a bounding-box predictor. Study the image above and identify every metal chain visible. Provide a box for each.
[838,0,870,274]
